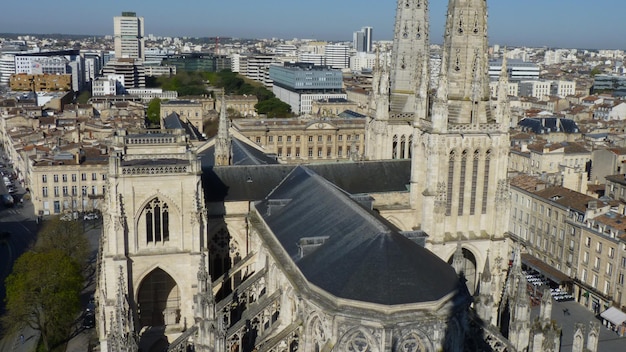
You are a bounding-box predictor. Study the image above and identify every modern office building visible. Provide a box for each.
[353,26,373,53]
[489,59,540,81]
[593,75,626,96]
[102,58,145,88]
[270,62,346,114]
[324,44,350,69]
[113,12,145,60]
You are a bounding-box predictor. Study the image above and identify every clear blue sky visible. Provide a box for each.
[1,0,625,49]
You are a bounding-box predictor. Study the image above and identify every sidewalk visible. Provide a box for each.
[0,326,40,352]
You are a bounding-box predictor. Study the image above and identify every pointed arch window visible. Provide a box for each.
[470,150,480,215]
[482,150,492,214]
[446,151,456,216]
[408,135,413,159]
[473,11,479,34]
[458,150,468,216]
[400,135,407,159]
[392,135,399,159]
[146,198,170,244]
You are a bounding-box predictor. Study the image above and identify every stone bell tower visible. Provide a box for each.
[410,0,510,296]
[364,0,430,160]
[97,128,208,351]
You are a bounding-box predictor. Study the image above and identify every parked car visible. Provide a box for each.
[1,194,14,207]
[82,311,95,329]
[60,213,73,221]
[84,212,99,221]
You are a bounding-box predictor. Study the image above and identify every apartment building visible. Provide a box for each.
[509,141,590,175]
[10,73,72,92]
[232,117,365,163]
[28,148,109,215]
[509,174,626,315]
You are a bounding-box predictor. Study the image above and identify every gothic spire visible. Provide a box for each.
[452,242,465,275]
[389,0,430,114]
[496,49,511,131]
[214,91,232,166]
[430,50,449,132]
[441,0,492,124]
[481,254,491,282]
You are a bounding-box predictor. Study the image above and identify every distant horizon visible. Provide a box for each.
[1,0,626,50]
[0,32,619,52]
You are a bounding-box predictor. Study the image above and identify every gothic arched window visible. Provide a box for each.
[446,150,456,216]
[392,135,399,159]
[458,150,468,216]
[400,135,407,159]
[470,150,480,215]
[482,150,492,214]
[146,198,169,244]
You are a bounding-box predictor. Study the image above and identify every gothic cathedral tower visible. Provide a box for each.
[411,0,511,295]
[97,129,208,351]
[364,0,430,160]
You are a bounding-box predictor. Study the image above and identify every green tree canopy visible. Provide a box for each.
[256,97,292,118]
[3,250,83,351]
[147,98,162,126]
[35,217,90,272]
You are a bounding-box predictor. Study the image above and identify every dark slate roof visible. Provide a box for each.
[201,159,411,202]
[199,138,280,167]
[517,117,580,134]
[163,113,204,140]
[338,110,366,118]
[256,166,459,305]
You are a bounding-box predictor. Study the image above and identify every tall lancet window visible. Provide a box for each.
[408,135,413,159]
[482,150,492,214]
[473,12,480,34]
[458,150,468,216]
[392,135,398,159]
[146,198,170,244]
[470,150,480,215]
[446,151,456,216]
[400,135,406,159]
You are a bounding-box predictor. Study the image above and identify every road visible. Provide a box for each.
[0,182,38,321]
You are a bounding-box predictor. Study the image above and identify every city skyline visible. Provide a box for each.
[1,0,626,49]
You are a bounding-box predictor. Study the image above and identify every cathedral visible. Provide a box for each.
[95,1,578,351]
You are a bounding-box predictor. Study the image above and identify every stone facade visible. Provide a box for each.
[233,118,366,163]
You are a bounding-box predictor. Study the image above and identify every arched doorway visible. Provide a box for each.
[137,268,181,328]
[448,248,478,295]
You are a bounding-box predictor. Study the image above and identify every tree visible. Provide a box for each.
[3,250,83,351]
[146,98,162,126]
[255,98,292,118]
[35,217,91,272]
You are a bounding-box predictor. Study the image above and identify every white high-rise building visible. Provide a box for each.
[114,12,145,60]
[324,44,350,69]
[0,54,16,86]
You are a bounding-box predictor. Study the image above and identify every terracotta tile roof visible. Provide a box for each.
[533,186,599,213]
[608,147,626,155]
[510,174,547,192]
[594,213,626,233]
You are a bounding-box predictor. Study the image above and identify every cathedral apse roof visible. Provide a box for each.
[254,166,459,305]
